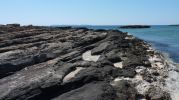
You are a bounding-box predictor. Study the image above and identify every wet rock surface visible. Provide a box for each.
[0,25,171,100]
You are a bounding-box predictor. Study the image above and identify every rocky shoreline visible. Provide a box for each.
[0,24,175,100]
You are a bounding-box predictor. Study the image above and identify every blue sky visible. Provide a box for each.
[0,0,179,25]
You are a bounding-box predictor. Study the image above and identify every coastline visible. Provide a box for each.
[0,25,178,100]
[110,35,177,100]
[132,35,179,100]
[128,31,179,100]
[160,52,179,100]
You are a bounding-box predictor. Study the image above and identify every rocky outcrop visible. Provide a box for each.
[0,24,171,100]
[120,25,151,29]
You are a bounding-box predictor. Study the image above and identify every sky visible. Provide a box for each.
[0,0,179,25]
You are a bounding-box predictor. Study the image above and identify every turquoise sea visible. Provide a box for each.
[74,25,179,63]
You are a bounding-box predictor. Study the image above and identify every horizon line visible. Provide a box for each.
[1,23,178,26]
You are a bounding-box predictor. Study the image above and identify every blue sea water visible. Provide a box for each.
[76,25,179,63]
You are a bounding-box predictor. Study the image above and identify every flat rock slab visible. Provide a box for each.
[52,82,116,100]
[91,42,110,55]
[82,50,100,62]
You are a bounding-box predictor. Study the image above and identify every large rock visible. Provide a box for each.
[0,61,75,100]
[52,82,116,100]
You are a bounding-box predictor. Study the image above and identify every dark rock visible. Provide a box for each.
[91,42,110,55]
[146,86,171,100]
[113,80,138,100]
[0,61,76,100]
[52,82,116,100]
[111,68,136,78]
[67,66,114,83]
[106,51,122,63]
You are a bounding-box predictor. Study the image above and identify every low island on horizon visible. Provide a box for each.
[119,25,151,29]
